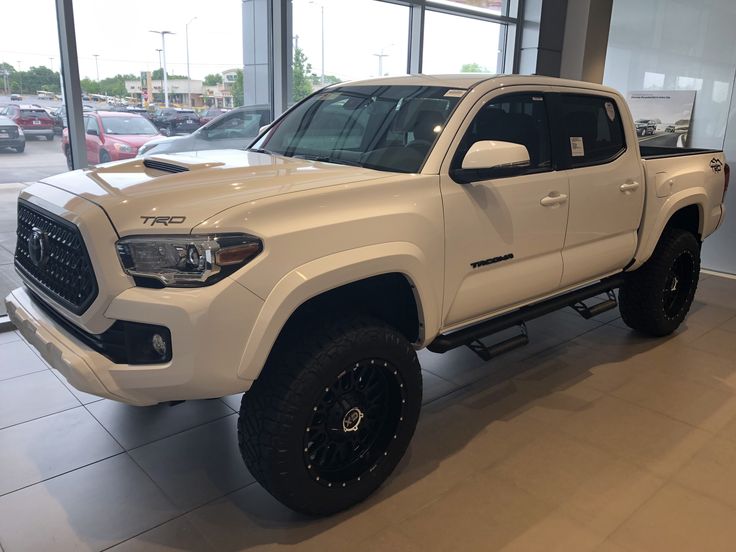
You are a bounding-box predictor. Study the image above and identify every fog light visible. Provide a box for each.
[152,333,167,357]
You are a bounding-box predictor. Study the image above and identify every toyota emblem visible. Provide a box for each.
[28,227,49,268]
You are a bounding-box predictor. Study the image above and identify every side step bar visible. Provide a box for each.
[427,275,625,355]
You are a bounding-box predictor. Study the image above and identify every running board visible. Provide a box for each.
[428,275,625,355]
[571,290,618,319]
[467,323,529,361]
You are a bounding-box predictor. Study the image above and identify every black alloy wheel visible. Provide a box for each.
[304,358,407,488]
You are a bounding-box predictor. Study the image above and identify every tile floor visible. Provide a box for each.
[1,273,736,551]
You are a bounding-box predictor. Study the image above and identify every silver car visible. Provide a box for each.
[138,105,271,157]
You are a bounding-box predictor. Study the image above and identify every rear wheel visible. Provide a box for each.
[14,144,25,153]
[46,133,54,141]
[238,315,422,516]
[619,228,700,336]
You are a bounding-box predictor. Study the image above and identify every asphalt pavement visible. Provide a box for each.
[0,138,67,184]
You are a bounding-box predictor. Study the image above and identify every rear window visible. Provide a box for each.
[20,110,50,118]
[557,94,626,167]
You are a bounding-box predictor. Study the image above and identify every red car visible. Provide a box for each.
[62,110,161,167]
[2,104,54,140]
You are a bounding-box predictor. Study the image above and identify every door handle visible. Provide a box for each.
[620,181,640,193]
[540,192,568,207]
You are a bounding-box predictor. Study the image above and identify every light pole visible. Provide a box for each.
[150,30,174,107]
[185,17,197,108]
[92,54,100,82]
[373,51,389,76]
[16,61,22,94]
[156,49,163,104]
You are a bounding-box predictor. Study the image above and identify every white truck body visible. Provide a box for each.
[5,74,727,407]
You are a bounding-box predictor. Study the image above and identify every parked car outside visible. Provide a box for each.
[62,110,161,168]
[138,104,271,157]
[9,94,22,101]
[49,107,67,134]
[199,106,231,124]
[0,115,25,152]
[151,107,202,136]
[2,104,54,140]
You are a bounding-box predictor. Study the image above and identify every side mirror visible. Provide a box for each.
[258,124,271,135]
[453,140,531,184]
[87,128,98,136]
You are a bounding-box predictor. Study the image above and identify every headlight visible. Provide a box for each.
[114,143,136,154]
[116,233,262,287]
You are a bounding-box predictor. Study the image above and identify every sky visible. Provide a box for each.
[2,0,505,83]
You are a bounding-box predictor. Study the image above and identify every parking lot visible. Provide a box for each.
[0,138,66,184]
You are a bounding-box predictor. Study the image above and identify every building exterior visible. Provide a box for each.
[124,78,205,107]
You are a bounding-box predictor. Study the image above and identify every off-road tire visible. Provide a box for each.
[619,228,700,336]
[238,315,422,516]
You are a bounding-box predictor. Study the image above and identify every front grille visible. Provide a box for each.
[143,158,190,173]
[15,200,98,315]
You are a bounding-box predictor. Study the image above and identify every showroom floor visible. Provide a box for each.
[2,274,736,551]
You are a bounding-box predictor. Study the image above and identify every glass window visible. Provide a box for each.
[423,10,506,74]
[454,93,552,171]
[557,95,626,167]
[290,0,410,103]
[100,116,157,136]
[85,116,100,135]
[255,85,461,174]
[205,108,268,140]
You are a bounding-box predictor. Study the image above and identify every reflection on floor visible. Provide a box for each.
[1,273,736,550]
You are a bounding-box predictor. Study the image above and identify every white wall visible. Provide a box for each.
[604,0,736,273]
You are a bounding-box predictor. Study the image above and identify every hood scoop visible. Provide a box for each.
[141,154,227,174]
[143,158,190,173]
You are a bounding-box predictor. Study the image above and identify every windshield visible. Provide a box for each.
[101,116,158,135]
[253,85,462,173]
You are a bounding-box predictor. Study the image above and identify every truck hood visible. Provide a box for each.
[40,149,386,235]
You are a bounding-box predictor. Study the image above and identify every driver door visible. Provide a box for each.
[440,91,569,327]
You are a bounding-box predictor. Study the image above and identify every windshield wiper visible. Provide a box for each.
[296,154,363,168]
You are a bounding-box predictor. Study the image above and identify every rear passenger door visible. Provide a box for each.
[549,92,645,287]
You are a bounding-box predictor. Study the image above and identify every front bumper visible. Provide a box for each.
[5,279,264,406]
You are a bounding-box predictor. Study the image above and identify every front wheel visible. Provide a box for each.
[99,150,110,164]
[238,315,422,516]
[619,228,700,336]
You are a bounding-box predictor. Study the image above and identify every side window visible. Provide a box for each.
[455,93,552,172]
[207,112,263,140]
[86,116,100,135]
[557,94,626,167]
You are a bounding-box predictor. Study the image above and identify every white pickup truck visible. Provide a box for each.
[5,75,729,515]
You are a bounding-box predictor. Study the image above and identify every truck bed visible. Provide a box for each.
[640,145,722,159]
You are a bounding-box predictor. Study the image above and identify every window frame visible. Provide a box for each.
[546,92,628,171]
[448,90,556,183]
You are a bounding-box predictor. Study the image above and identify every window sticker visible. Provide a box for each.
[444,89,465,98]
[570,136,585,157]
[604,101,616,122]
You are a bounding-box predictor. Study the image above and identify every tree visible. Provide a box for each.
[292,46,313,102]
[80,73,136,98]
[460,62,489,73]
[151,68,188,81]
[309,73,340,87]
[204,73,222,86]
[7,65,61,95]
[230,69,244,107]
